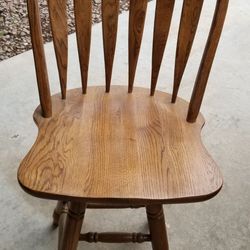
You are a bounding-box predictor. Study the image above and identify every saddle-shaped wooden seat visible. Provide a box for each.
[18,86,222,203]
[17,0,229,249]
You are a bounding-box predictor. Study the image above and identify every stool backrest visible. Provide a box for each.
[27,0,228,122]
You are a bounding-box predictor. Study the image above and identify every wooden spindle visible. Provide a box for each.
[102,0,119,92]
[47,0,68,99]
[53,201,68,227]
[150,0,175,96]
[74,0,92,94]
[27,0,52,117]
[59,202,86,250]
[187,0,229,123]
[172,0,204,103]
[79,232,151,243]
[128,0,148,93]
[146,205,169,250]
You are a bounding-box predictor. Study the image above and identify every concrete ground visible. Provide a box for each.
[0,0,249,249]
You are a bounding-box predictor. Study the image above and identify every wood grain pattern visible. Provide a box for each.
[18,86,222,203]
[128,0,148,93]
[27,0,52,117]
[172,0,204,103]
[74,0,92,94]
[102,0,119,92]
[187,0,229,122]
[48,0,68,99]
[150,0,175,96]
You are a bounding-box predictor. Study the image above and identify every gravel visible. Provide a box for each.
[0,0,130,61]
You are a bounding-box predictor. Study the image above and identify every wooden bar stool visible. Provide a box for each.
[18,0,229,249]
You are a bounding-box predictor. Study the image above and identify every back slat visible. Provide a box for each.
[150,0,175,96]
[74,0,92,94]
[27,0,52,117]
[102,0,119,93]
[48,0,68,99]
[172,0,204,103]
[187,0,229,122]
[27,0,228,123]
[128,0,148,93]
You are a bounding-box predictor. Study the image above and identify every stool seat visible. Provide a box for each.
[18,86,222,204]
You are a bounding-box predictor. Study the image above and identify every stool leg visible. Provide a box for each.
[53,201,67,227]
[146,204,169,250]
[59,202,86,250]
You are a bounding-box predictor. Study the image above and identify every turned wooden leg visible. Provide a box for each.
[146,204,169,250]
[59,201,86,250]
[53,201,68,227]
[58,209,67,249]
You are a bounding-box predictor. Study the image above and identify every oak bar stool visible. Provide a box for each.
[17,0,229,249]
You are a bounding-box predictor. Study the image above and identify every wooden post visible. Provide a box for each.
[146,205,169,250]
